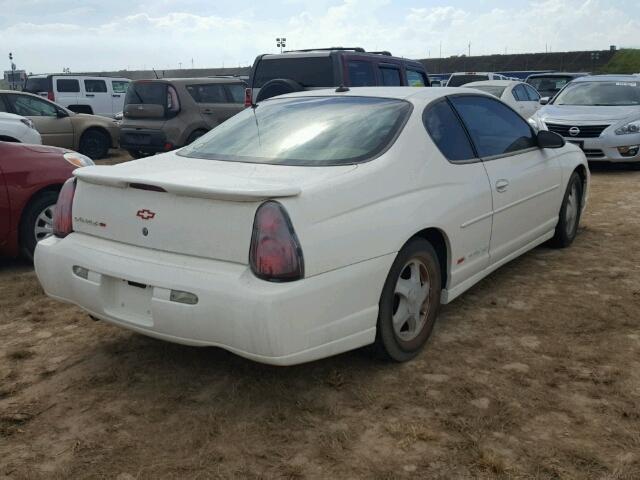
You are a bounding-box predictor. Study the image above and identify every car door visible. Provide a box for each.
[111,80,130,114]
[84,79,111,116]
[378,64,402,86]
[449,95,563,264]
[4,93,75,148]
[422,98,493,287]
[187,83,240,128]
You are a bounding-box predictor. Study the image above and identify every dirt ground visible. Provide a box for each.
[1,158,639,479]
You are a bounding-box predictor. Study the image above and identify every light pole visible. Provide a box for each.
[276,37,286,53]
[8,52,16,90]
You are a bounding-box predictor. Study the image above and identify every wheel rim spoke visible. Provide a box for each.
[34,205,55,241]
[392,257,431,342]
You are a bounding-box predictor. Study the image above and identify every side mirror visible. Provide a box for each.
[539,97,550,105]
[56,108,69,118]
[537,130,565,149]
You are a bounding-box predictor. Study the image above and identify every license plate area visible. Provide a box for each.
[104,276,154,326]
[124,133,151,145]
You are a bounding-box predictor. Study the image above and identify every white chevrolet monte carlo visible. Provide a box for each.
[35,87,589,366]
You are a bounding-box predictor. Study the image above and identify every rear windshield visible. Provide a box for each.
[24,77,49,93]
[464,85,506,97]
[447,75,489,87]
[253,57,334,88]
[178,96,412,166]
[125,82,167,106]
[527,76,573,93]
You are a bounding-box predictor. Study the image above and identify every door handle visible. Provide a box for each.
[202,109,213,114]
[495,179,509,193]
[112,94,121,98]
[86,94,95,97]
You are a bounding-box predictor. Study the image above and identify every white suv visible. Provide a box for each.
[0,112,42,144]
[446,72,508,87]
[24,75,131,118]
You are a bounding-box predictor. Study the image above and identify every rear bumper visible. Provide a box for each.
[34,233,392,365]
[119,128,169,154]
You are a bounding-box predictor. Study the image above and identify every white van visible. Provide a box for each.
[446,72,508,87]
[24,75,131,118]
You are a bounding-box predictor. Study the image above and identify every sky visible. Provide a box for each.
[1,0,639,74]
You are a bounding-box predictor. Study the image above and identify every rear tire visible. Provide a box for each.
[185,129,207,145]
[79,129,110,160]
[374,238,442,362]
[549,171,583,248]
[20,191,58,262]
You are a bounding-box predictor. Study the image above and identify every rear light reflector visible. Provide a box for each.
[47,90,54,101]
[244,88,252,107]
[163,142,174,151]
[53,178,76,238]
[249,201,304,282]
[170,290,198,305]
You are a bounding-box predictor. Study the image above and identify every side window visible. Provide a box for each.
[347,61,375,87]
[186,84,228,103]
[56,79,79,93]
[379,66,401,86]
[423,99,475,162]
[84,80,107,93]
[226,84,245,103]
[0,96,7,112]
[524,84,540,101]
[112,81,130,94]
[449,95,536,158]
[407,69,428,87]
[7,94,58,117]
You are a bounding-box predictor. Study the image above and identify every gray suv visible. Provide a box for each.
[248,47,430,104]
[120,77,246,158]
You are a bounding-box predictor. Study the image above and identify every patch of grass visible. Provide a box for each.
[600,49,640,74]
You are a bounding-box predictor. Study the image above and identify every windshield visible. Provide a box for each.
[465,85,506,98]
[178,96,412,166]
[447,75,489,87]
[528,76,572,94]
[553,80,640,106]
[24,77,49,93]
[254,57,334,88]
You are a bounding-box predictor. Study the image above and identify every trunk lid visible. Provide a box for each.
[71,152,356,263]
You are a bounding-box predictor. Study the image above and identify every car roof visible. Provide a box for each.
[463,80,519,87]
[572,74,640,83]
[133,77,245,85]
[259,49,424,67]
[527,72,587,78]
[264,86,490,103]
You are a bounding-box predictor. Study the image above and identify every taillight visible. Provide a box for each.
[249,201,304,282]
[47,90,54,101]
[53,178,76,238]
[244,88,252,107]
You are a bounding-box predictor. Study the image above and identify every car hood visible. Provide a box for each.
[538,104,640,124]
[72,113,118,127]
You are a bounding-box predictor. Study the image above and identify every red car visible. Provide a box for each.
[0,141,93,260]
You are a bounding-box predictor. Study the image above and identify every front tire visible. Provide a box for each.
[20,191,58,261]
[374,238,442,362]
[79,129,110,160]
[549,171,583,248]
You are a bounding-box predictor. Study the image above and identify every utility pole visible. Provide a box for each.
[468,42,471,57]
[439,41,442,58]
[276,37,287,53]
[8,52,17,90]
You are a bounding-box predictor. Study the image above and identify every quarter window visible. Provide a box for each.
[380,66,401,86]
[7,94,58,117]
[56,79,80,93]
[512,84,528,101]
[112,81,130,94]
[407,69,428,87]
[186,84,228,103]
[449,95,536,158]
[84,80,107,93]
[423,99,475,162]
[347,61,376,87]
[226,84,245,103]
